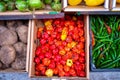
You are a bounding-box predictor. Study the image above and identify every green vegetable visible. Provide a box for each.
[51,0,62,11]
[3,0,10,2]
[0,2,6,12]
[28,0,45,10]
[16,1,28,12]
[91,15,120,69]
[7,1,15,11]
[44,0,52,4]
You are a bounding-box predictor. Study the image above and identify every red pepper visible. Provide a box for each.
[104,22,112,34]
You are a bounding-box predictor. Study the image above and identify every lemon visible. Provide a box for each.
[84,0,105,6]
[68,0,82,6]
[117,0,120,3]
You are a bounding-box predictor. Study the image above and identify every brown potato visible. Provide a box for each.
[0,21,5,26]
[6,21,16,27]
[0,30,18,46]
[0,26,7,34]
[11,57,26,70]
[0,61,2,68]
[16,25,28,43]
[0,45,16,65]
[13,42,27,57]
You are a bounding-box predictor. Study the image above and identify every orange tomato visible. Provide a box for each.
[58,70,65,77]
[69,69,76,76]
[42,58,51,66]
[64,65,70,72]
[59,49,66,55]
[64,47,70,52]
[53,68,58,75]
[37,64,45,71]
[80,36,85,42]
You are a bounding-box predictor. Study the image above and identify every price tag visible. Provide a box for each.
[76,12,81,16]
[49,11,58,15]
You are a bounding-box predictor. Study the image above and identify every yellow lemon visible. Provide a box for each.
[68,0,82,6]
[84,0,105,6]
[117,0,120,3]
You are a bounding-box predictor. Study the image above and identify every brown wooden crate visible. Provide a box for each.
[29,15,89,80]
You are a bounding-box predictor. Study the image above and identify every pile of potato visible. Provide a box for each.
[0,20,28,70]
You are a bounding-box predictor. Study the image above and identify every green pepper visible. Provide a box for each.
[51,0,62,11]
[44,0,52,4]
[28,0,45,10]
[0,2,6,12]
[16,1,28,12]
[7,1,15,11]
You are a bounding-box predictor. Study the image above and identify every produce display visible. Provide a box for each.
[0,0,62,12]
[34,15,86,77]
[91,15,120,69]
[0,20,28,70]
[68,0,105,6]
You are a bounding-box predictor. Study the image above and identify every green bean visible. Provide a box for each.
[99,57,120,68]
[92,43,105,54]
[95,35,110,39]
[99,59,113,67]
[99,39,113,42]
[91,16,120,69]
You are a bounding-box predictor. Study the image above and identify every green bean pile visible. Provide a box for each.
[91,15,120,69]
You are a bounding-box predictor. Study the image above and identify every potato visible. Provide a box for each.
[0,30,18,46]
[16,20,23,26]
[0,45,16,65]
[0,61,2,68]
[16,25,28,43]
[13,42,27,57]
[0,25,7,34]
[6,21,16,27]
[11,57,26,70]
[0,21,5,26]
[6,21,17,31]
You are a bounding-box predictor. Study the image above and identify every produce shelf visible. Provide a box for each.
[0,12,64,20]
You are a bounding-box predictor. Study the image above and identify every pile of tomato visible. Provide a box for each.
[34,15,86,77]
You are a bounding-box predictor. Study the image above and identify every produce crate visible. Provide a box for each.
[90,15,120,71]
[63,0,109,12]
[29,15,89,79]
[0,0,63,17]
[0,20,31,72]
[110,0,120,11]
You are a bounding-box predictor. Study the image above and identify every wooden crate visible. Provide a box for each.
[0,20,31,72]
[63,0,109,12]
[110,0,120,11]
[29,15,89,80]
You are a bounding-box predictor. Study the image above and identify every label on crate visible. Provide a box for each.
[49,11,58,15]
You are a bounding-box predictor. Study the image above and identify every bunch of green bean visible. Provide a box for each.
[91,15,120,69]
